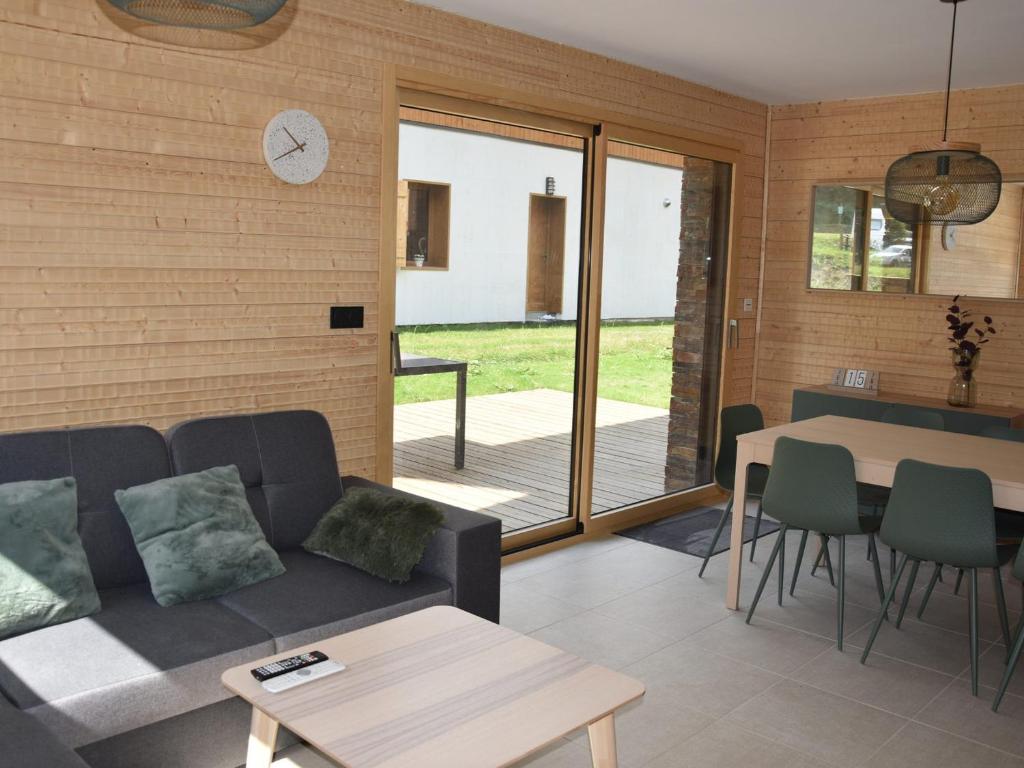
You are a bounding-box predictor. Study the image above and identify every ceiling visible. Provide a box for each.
[419,0,1024,105]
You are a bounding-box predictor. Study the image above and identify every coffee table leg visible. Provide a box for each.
[587,713,617,768]
[246,707,279,768]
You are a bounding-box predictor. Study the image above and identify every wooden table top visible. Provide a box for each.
[222,606,645,768]
[738,415,1024,510]
[395,353,467,376]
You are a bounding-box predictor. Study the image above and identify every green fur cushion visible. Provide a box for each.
[0,477,101,640]
[115,465,285,607]
[303,488,444,583]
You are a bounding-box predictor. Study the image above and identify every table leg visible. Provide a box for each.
[725,443,753,610]
[587,713,617,768]
[246,707,279,768]
[455,367,466,469]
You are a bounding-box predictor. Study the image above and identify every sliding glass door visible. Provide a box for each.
[390,97,594,545]
[382,82,740,550]
[591,138,732,517]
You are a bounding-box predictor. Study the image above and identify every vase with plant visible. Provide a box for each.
[945,295,996,407]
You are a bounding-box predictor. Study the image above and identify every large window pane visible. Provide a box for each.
[393,107,586,536]
[592,141,731,514]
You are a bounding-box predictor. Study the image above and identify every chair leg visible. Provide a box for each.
[778,524,786,607]
[993,567,1011,650]
[698,497,732,578]
[811,535,836,586]
[821,537,835,586]
[868,534,885,608]
[890,547,896,581]
[861,553,910,665]
[746,524,788,625]
[917,563,943,620]
[969,568,980,696]
[994,617,1024,712]
[954,568,965,595]
[749,499,763,563]
[837,535,846,651]
[895,559,921,629]
[790,529,808,596]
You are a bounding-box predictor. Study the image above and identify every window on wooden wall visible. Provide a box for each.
[397,180,450,270]
[808,184,924,294]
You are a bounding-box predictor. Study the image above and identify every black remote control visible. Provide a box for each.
[251,651,328,682]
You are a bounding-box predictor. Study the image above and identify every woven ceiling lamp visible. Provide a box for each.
[885,0,1002,226]
[103,0,288,30]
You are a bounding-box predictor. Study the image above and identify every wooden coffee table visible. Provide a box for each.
[222,606,645,768]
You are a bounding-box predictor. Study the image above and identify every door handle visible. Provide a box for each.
[728,319,739,349]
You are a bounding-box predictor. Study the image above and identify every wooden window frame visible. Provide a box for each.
[378,65,746,551]
[398,179,451,271]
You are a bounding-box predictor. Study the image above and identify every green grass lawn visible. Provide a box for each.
[394,321,674,409]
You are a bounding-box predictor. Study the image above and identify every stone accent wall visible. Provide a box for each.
[665,157,717,491]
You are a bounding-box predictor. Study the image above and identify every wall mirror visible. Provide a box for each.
[807,181,1024,299]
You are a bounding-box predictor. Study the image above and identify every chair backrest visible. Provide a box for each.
[981,425,1024,443]
[714,404,764,491]
[881,459,997,568]
[761,436,862,536]
[880,405,945,431]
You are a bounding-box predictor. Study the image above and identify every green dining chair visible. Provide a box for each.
[993,542,1024,712]
[861,405,946,579]
[699,404,769,578]
[745,437,886,650]
[859,459,1010,696]
[916,425,1024,619]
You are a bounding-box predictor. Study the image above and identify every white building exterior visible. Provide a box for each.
[396,122,682,325]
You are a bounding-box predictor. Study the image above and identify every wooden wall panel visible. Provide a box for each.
[0,0,767,478]
[757,84,1024,426]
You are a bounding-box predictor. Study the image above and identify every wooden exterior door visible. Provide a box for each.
[526,194,567,314]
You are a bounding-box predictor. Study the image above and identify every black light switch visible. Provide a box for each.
[330,306,364,329]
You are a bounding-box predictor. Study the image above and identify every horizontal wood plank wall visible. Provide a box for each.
[757,84,1024,426]
[0,0,766,478]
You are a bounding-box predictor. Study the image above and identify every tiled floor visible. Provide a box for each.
[275,521,1024,767]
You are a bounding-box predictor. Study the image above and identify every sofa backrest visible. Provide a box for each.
[0,425,171,590]
[166,410,342,550]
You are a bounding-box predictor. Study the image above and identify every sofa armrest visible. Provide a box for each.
[341,476,501,622]
[0,696,89,768]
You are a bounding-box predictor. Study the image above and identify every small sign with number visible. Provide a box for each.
[829,368,879,395]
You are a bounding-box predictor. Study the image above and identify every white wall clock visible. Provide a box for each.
[941,223,958,251]
[262,109,329,185]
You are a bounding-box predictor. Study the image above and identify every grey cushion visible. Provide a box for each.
[0,583,274,747]
[115,465,285,607]
[0,477,101,639]
[0,425,172,590]
[216,549,453,650]
[0,695,89,768]
[167,411,343,550]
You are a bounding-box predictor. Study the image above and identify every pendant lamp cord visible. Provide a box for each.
[942,0,959,142]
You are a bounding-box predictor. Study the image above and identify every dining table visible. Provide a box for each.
[725,414,1024,610]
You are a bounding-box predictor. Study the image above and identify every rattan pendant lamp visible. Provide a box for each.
[884,0,1002,226]
[103,0,288,30]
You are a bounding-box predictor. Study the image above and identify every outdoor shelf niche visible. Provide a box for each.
[398,179,451,270]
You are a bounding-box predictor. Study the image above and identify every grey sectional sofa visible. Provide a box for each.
[0,410,501,768]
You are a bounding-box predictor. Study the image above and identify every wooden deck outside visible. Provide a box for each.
[394,388,670,533]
